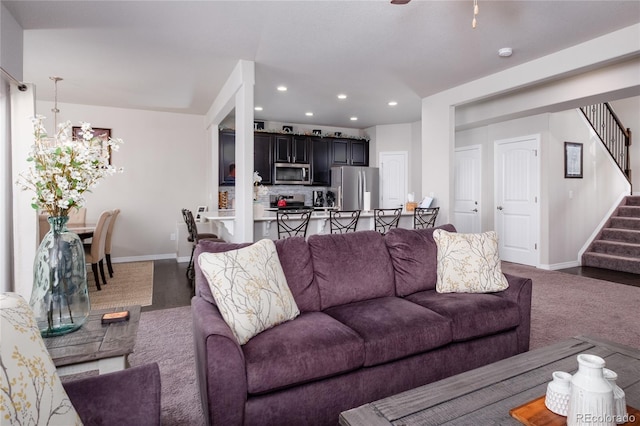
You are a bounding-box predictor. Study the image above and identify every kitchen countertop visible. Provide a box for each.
[205,209,414,222]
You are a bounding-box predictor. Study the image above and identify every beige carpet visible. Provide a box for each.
[87,261,154,310]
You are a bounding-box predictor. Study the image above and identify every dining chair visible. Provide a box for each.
[413,207,439,229]
[182,208,224,281]
[373,208,402,235]
[329,210,361,234]
[84,210,112,291]
[104,208,120,278]
[276,209,313,239]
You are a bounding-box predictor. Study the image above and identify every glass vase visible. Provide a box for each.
[29,216,90,337]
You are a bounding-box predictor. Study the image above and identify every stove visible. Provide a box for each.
[269,194,308,210]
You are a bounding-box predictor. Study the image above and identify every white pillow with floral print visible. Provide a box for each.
[0,292,83,426]
[433,230,509,293]
[198,239,300,345]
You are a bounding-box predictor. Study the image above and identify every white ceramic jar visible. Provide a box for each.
[545,371,572,416]
[567,354,615,426]
[603,368,628,424]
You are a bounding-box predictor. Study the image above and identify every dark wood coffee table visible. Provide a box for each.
[340,336,640,425]
[44,305,141,377]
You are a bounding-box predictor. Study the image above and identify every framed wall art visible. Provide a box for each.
[564,141,583,178]
[72,127,112,165]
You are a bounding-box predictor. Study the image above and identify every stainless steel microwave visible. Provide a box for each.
[273,163,311,185]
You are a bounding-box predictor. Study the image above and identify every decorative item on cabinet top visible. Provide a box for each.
[218,126,369,141]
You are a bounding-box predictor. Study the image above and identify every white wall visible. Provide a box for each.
[36,101,209,260]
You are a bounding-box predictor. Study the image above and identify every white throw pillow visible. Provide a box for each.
[0,293,83,426]
[433,230,509,293]
[198,239,300,344]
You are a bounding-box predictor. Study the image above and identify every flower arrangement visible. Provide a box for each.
[17,115,123,218]
[253,171,269,201]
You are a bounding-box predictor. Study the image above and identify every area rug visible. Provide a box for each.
[131,266,640,425]
[87,261,154,310]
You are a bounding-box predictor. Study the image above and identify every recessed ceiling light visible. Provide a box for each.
[337,94,347,100]
[388,101,398,106]
[277,86,288,92]
[254,106,263,111]
[498,47,513,57]
[350,117,358,121]
[305,112,313,116]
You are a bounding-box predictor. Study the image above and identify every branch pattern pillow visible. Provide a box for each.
[0,292,83,426]
[198,239,300,344]
[433,230,509,293]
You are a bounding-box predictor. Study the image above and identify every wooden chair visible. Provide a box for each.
[373,208,402,235]
[276,209,313,239]
[329,210,361,234]
[413,207,439,229]
[182,208,223,281]
[84,210,112,291]
[104,208,120,278]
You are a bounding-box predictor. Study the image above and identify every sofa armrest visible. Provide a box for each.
[495,273,533,353]
[63,363,161,426]
[192,295,247,426]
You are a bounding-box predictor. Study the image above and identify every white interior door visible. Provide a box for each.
[454,145,481,233]
[379,151,407,209]
[495,135,540,266]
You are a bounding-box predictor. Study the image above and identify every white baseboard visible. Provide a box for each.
[539,260,580,271]
[112,254,177,263]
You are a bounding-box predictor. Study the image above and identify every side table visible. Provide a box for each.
[44,305,141,377]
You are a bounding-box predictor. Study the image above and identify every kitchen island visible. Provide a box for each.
[203,209,415,241]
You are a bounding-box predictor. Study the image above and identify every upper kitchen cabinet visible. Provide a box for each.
[310,137,331,186]
[219,130,236,186]
[274,135,310,164]
[332,139,369,166]
[218,130,273,186]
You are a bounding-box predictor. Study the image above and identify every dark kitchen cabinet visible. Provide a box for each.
[218,131,273,186]
[310,137,331,186]
[274,135,309,164]
[332,139,369,166]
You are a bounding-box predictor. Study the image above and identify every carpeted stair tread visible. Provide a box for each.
[591,240,640,257]
[624,196,640,206]
[601,228,640,244]
[617,206,640,218]
[608,216,640,231]
[582,252,640,275]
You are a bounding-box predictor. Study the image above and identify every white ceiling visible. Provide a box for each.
[4,0,640,129]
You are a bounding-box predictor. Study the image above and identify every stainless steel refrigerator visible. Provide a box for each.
[330,166,379,211]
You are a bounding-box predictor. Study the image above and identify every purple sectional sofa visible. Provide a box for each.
[191,225,532,426]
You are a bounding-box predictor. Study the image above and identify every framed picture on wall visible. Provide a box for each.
[564,141,583,178]
[72,127,112,165]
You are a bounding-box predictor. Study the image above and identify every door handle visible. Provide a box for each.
[472,209,478,212]
[497,206,503,210]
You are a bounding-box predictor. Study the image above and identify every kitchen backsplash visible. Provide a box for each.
[221,185,330,208]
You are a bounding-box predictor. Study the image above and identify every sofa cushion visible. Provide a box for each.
[196,236,320,312]
[243,311,364,394]
[0,293,83,426]
[405,290,520,341]
[308,231,395,310]
[324,297,452,366]
[384,224,457,296]
[433,229,509,293]
[198,239,300,344]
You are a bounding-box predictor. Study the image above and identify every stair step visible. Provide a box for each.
[624,196,640,207]
[582,252,640,275]
[609,216,640,231]
[591,240,640,257]
[617,206,640,218]
[601,228,640,244]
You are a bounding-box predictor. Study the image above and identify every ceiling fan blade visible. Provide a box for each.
[390,0,411,4]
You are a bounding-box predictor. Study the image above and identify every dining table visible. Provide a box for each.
[68,225,95,241]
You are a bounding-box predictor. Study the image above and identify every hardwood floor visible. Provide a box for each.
[144,259,638,312]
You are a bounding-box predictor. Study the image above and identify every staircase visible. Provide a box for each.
[582,196,640,274]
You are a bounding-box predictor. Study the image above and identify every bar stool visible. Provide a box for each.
[276,209,313,239]
[373,208,402,235]
[182,208,223,282]
[413,207,439,229]
[329,210,361,234]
